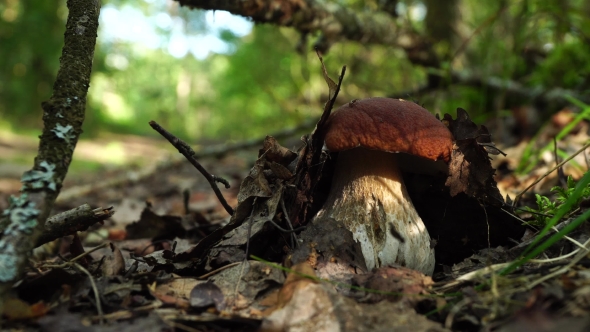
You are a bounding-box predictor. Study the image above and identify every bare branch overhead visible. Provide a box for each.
[175,0,437,65]
[176,1,589,107]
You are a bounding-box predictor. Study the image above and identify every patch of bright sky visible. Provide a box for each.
[99,0,253,62]
[395,2,426,21]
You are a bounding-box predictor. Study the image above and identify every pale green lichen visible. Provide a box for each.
[0,194,39,282]
[0,241,18,282]
[51,123,75,144]
[21,161,57,191]
[2,194,39,235]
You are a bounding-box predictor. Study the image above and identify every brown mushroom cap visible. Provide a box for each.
[324,97,453,162]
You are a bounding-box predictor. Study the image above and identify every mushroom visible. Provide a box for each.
[313,97,453,275]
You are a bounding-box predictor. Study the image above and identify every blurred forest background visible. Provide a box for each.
[1,0,590,172]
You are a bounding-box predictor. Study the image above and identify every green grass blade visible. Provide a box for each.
[501,170,590,275]
[516,96,590,174]
[522,170,590,256]
[501,206,590,275]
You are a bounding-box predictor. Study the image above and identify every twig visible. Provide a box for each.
[73,262,104,324]
[39,242,108,323]
[197,262,241,280]
[314,52,347,129]
[480,201,491,249]
[460,263,510,281]
[513,141,590,207]
[389,71,590,110]
[57,117,318,204]
[182,189,190,215]
[508,217,574,255]
[244,199,256,262]
[445,298,471,329]
[281,196,296,248]
[213,176,230,189]
[265,197,308,236]
[293,54,346,228]
[36,205,114,248]
[124,260,139,278]
[528,238,589,264]
[42,242,109,269]
[177,0,589,109]
[0,0,101,306]
[137,239,174,256]
[554,138,566,187]
[450,4,507,64]
[149,121,234,216]
[527,238,590,289]
[266,219,307,234]
[175,0,432,65]
[229,200,257,310]
[553,225,587,250]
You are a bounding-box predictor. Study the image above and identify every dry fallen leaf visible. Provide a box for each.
[277,262,318,309]
[2,298,49,320]
[190,282,225,311]
[102,242,125,276]
[443,108,504,206]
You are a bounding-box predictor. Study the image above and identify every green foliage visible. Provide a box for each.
[2,0,590,144]
[516,97,590,174]
[524,175,590,226]
[529,41,590,88]
[0,0,65,123]
[502,170,590,275]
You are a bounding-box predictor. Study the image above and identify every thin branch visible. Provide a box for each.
[197,261,241,280]
[0,0,101,305]
[36,205,114,248]
[450,4,507,64]
[213,176,231,189]
[42,242,109,269]
[513,141,590,207]
[177,0,589,109]
[175,0,435,63]
[57,117,317,204]
[281,196,297,248]
[149,121,234,215]
[449,71,590,106]
[266,218,307,234]
[390,71,590,106]
[527,238,590,289]
[508,217,575,257]
[73,262,104,324]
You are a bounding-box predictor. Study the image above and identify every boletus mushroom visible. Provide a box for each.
[314,97,453,275]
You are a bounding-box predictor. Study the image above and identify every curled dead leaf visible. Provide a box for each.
[443,108,504,206]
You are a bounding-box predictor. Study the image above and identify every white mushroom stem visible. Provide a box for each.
[313,147,435,275]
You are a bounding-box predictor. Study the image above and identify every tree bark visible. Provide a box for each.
[175,0,438,65]
[0,0,100,308]
[425,0,459,56]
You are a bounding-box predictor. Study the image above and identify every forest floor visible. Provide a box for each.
[1,112,590,331]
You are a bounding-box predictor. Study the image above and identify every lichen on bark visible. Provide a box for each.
[0,0,101,305]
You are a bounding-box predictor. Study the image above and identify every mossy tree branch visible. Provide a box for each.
[0,0,100,307]
[176,1,590,107]
[174,0,439,67]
